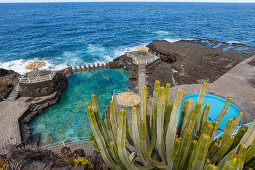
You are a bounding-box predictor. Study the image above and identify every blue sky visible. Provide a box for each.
[1,0,255,3]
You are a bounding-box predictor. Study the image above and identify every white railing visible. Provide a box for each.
[19,73,54,83]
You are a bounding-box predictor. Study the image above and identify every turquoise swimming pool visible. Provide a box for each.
[181,93,242,137]
[29,68,129,146]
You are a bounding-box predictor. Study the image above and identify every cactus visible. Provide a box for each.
[86,81,254,169]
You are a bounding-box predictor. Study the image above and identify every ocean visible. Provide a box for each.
[0,2,255,73]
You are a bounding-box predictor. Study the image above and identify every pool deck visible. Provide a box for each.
[0,55,254,155]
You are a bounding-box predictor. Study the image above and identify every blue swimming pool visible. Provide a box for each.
[181,93,242,137]
[29,68,129,146]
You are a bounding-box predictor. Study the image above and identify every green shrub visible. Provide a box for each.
[69,157,94,169]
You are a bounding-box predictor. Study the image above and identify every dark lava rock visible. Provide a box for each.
[0,68,20,99]
[147,40,182,63]
[21,160,47,170]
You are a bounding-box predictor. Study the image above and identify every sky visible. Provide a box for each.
[0,0,255,3]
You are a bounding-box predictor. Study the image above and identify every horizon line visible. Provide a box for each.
[1,0,255,4]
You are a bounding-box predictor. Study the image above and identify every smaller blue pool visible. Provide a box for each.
[181,94,242,137]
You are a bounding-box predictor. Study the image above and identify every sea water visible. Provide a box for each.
[29,68,129,146]
[1,2,255,73]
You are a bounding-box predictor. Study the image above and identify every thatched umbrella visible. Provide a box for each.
[26,61,46,70]
[25,61,46,81]
[116,92,141,108]
[136,46,149,56]
[136,46,149,52]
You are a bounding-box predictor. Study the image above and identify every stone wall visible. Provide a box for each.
[19,72,67,97]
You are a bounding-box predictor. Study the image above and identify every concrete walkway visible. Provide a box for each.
[170,55,255,123]
[0,92,58,154]
[138,64,146,93]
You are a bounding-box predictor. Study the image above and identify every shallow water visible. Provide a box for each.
[29,68,129,146]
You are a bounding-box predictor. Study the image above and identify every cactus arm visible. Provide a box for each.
[86,101,92,107]
[230,112,243,135]
[146,113,152,141]
[221,119,233,146]
[194,82,207,134]
[91,94,99,111]
[167,138,181,169]
[246,157,255,168]
[184,140,198,170]
[218,154,232,170]
[151,81,160,145]
[215,98,232,125]
[237,144,246,160]
[207,142,219,159]
[199,104,211,135]
[125,116,135,146]
[156,87,166,162]
[89,133,99,151]
[224,157,240,170]
[94,109,111,144]
[132,107,146,163]
[239,119,255,148]
[140,86,147,122]
[104,109,115,141]
[165,89,183,162]
[210,121,219,144]
[117,109,139,170]
[244,138,255,163]
[87,107,120,169]
[163,103,173,139]
[109,100,118,139]
[177,101,187,136]
[211,136,234,163]
[172,139,183,170]
[165,83,171,106]
[200,120,210,136]
[229,125,248,152]
[181,98,194,136]
[192,135,210,170]
[110,141,126,169]
[178,129,192,169]
[204,158,211,169]
[187,102,202,131]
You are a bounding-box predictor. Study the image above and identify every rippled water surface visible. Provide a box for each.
[0,2,255,73]
[29,68,129,146]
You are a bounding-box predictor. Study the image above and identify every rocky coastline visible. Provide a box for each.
[109,39,255,94]
[0,39,255,169]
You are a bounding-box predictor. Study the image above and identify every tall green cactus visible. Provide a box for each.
[87,81,254,170]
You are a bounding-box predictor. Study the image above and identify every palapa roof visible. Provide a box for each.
[136,46,149,52]
[116,92,141,108]
[26,61,46,70]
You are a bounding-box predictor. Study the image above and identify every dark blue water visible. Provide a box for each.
[1,2,255,73]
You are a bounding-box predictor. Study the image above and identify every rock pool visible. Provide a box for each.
[29,68,129,146]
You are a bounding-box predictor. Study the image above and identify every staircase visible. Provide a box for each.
[6,84,20,101]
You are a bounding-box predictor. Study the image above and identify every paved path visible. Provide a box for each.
[138,64,146,94]
[0,92,58,154]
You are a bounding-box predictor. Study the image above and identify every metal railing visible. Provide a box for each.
[18,73,54,83]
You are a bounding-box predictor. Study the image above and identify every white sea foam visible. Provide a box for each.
[164,38,194,43]
[227,41,240,44]
[0,59,68,74]
[154,30,171,35]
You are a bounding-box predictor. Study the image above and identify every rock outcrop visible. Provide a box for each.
[2,147,105,170]
[0,68,20,100]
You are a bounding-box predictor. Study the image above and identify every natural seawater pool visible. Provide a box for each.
[29,68,129,146]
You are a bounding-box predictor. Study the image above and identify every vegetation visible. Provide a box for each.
[87,81,255,170]
[69,157,94,169]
